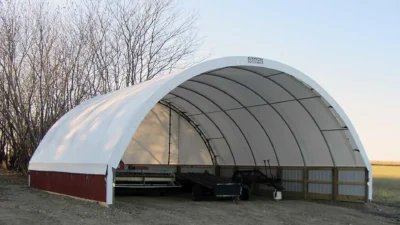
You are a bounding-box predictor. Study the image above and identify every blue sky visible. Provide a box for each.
[180,0,400,161]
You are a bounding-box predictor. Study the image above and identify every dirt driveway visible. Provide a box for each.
[0,174,399,225]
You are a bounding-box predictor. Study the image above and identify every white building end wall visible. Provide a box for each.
[121,103,212,165]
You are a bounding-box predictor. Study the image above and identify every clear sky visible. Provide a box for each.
[179,0,400,161]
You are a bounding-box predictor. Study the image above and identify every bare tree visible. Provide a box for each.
[0,0,204,173]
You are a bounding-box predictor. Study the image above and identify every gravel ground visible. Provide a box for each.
[0,172,399,225]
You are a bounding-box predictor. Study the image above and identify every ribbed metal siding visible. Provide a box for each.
[283,181,303,192]
[308,183,332,194]
[282,169,303,180]
[282,169,303,192]
[338,170,365,183]
[30,170,106,202]
[308,170,332,181]
[338,184,365,196]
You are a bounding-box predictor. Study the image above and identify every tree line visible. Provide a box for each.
[0,0,203,173]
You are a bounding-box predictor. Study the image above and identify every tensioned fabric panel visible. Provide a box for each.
[274,101,334,166]
[270,74,318,99]
[122,104,211,165]
[180,82,242,110]
[323,130,357,166]
[207,111,254,165]
[171,88,220,113]
[177,114,212,165]
[189,114,222,138]
[211,68,294,103]
[191,75,266,107]
[209,138,234,165]
[168,97,202,115]
[249,105,304,166]
[227,109,277,166]
[239,66,282,76]
[122,104,172,164]
[300,98,343,130]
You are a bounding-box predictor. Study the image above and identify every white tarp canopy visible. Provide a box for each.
[29,56,371,183]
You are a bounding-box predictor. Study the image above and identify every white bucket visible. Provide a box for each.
[273,190,282,200]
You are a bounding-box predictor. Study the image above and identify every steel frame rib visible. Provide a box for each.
[200,73,307,166]
[176,86,258,165]
[185,96,321,117]
[233,67,337,166]
[186,79,280,166]
[163,93,237,165]
[158,101,217,165]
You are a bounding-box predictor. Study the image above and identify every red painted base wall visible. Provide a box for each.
[30,170,106,202]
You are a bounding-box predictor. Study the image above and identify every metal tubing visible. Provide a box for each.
[232,67,336,166]
[164,93,237,165]
[201,73,307,166]
[159,101,217,165]
[187,79,280,166]
[176,86,258,165]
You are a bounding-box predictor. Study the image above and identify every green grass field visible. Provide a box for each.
[372,165,400,207]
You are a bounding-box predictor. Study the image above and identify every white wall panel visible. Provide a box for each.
[212,68,293,103]
[167,97,201,115]
[282,169,303,180]
[180,82,241,110]
[189,114,222,138]
[300,98,342,130]
[122,104,170,164]
[309,183,332,194]
[192,75,266,107]
[275,102,334,166]
[178,116,212,165]
[283,182,303,192]
[209,139,234,165]
[323,131,357,166]
[171,88,220,113]
[123,104,212,165]
[338,184,365,196]
[208,112,255,165]
[308,169,332,181]
[249,105,304,166]
[227,109,278,166]
[338,170,365,183]
[270,75,317,99]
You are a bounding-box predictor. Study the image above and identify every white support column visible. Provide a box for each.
[106,165,114,205]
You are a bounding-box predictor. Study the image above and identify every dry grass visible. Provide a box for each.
[373,165,400,207]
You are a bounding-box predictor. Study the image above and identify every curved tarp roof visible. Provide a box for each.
[29,56,370,177]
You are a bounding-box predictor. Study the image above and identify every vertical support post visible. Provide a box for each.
[303,167,308,199]
[365,168,369,202]
[106,165,114,205]
[332,167,338,201]
[215,165,220,176]
[277,167,282,180]
[167,104,172,165]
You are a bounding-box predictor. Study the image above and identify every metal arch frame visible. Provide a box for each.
[186,79,280,166]
[176,86,258,165]
[163,93,237,165]
[158,101,217,166]
[233,67,337,166]
[185,96,321,116]
[200,73,307,166]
